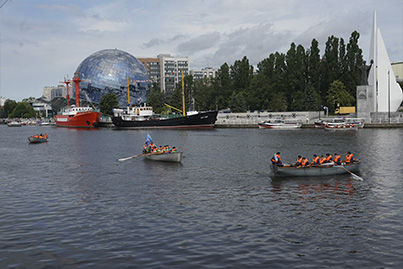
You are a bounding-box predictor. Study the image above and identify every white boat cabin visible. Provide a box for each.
[60,105,94,116]
[113,105,154,121]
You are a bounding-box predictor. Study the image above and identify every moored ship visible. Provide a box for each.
[55,73,101,128]
[112,105,218,129]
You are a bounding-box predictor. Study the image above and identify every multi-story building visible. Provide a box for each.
[138,54,189,94]
[137,58,160,83]
[391,62,403,83]
[43,85,74,101]
[190,67,217,84]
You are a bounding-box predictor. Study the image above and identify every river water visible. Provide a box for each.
[1,125,402,268]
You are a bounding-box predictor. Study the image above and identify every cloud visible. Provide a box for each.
[177,32,222,55]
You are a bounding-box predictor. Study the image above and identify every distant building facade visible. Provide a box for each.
[190,67,217,83]
[30,97,53,117]
[43,85,74,101]
[391,62,403,83]
[0,97,6,107]
[138,54,189,94]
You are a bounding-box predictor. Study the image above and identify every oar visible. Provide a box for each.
[118,152,157,162]
[337,166,363,181]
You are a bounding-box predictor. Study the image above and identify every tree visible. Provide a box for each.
[230,56,253,94]
[3,99,17,117]
[212,63,232,109]
[147,83,166,114]
[9,102,36,118]
[229,92,247,112]
[326,80,355,112]
[50,97,67,115]
[268,92,287,112]
[99,93,119,115]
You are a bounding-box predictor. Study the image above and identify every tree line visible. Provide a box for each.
[148,31,366,114]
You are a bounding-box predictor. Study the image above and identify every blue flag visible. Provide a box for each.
[145,134,153,146]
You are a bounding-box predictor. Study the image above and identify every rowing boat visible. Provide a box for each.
[144,152,183,163]
[270,161,360,177]
[28,136,48,143]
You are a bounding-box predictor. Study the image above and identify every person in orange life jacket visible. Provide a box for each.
[171,147,178,153]
[319,155,326,165]
[295,155,303,166]
[325,153,333,163]
[311,154,319,165]
[301,157,310,166]
[271,152,283,166]
[345,152,355,164]
[333,153,342,165]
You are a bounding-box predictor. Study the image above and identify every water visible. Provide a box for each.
[1,125,402,268]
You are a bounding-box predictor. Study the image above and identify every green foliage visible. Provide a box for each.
[229,92,247,112]
[4,99,17,117]
[326,80,355,111]
[99,93,119,115]
[147,83,166,114]
[22,97,36,103]
[9,102,36,118]
[268,92,287,112]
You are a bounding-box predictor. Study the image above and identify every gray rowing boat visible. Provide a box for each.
[270,161,360,177]
[144,152,183,163]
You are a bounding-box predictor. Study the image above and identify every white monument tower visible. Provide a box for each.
[357,11,403,122]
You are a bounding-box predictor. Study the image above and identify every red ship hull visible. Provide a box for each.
[55,111,101,128]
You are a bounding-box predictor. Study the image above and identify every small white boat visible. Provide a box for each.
[7,121,22,127]
[144,152,183,163]
[324,123,358,131]
[316,118,365,129]
[258,119,302,129]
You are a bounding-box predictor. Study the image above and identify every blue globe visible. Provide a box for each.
[75,49,150,107]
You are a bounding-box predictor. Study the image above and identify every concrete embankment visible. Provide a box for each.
[215,123,403,128]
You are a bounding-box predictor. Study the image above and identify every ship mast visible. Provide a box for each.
[72,72,84,107]
[127,76,131,113]
[60,79,71,106]
[181,69,186,116]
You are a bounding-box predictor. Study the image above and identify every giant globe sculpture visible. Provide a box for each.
[75,49,150,107]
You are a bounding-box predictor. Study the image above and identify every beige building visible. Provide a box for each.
[391,62,403,82]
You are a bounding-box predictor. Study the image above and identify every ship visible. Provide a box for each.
[111,70,218,129]
[112,105,218,129]
[55,72,101,128]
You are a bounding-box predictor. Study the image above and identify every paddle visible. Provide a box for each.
[118,152,157,162]
[337,166,363,181]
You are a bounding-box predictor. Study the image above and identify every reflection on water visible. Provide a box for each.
[0,126,402,268]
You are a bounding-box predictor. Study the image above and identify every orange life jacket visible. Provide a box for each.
[312,156,319,164]
[345,154,354,163]
[296,157,302,165]
[334,155,341,163]
[326,155,333,162]
[319,157,325,164]
[301,159,309,166]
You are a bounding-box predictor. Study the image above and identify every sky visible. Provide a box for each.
[0,0,402,101]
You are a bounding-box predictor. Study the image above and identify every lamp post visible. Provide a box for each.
[388,70,390,124]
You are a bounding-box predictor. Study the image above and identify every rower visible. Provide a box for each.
[334,153,342,165]
[271,152,283,167]
[345,152,355,164]
[325,153,333,163]
[311,154,319,165]
[319,155,326,165]
[301,157,310,166]
[295,155,302,166]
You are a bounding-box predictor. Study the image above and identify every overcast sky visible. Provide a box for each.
[0,0,402,101]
